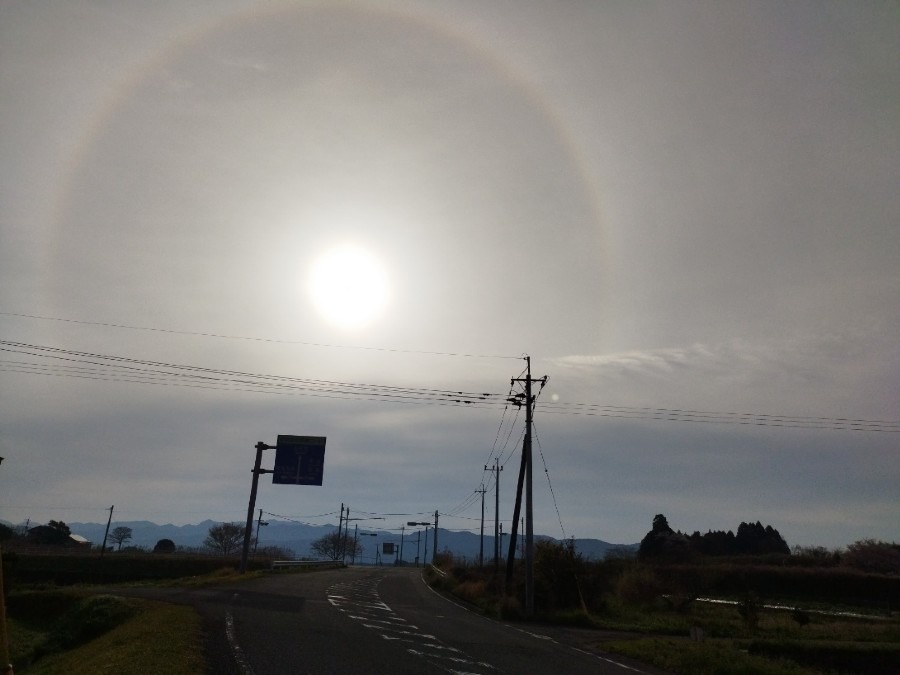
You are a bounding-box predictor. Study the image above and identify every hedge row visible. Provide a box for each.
[654,563,900,611]
[3,552,272,586]
[749,640,900,674]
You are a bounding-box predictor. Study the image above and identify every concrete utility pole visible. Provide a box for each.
[0,457,12,675]
[477,484,486,567]
[240,442,275,573]
[100,505,114,557]
[337,504,345,558]
[254,509,268,555]
[486,459,503,571]
[504,355,547,617]
[433,511,439,563]
[407,521,431,566]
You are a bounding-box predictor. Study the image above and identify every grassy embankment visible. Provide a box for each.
[3,555,272,673]
[9,591,204,675]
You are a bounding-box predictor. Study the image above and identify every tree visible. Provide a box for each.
[0,523,15,542]
[310,530,360,561]
[734,521,789,555]
[638,514,690,560]
[651,514,672,534]
[842,539,900,574]
[153,538,177,554]
[48,520,71,537]
[26,520,72,546]
[204,522,245,555]
[109,526,133,551]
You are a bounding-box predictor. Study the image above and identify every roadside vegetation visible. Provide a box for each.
[3,515,898,673]
[6,589,204,674]
[424,516,900,674]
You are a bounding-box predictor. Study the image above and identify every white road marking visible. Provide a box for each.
[224,593,255,675]
[327,576,496,674]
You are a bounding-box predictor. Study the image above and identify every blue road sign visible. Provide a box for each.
[273,435,326,485]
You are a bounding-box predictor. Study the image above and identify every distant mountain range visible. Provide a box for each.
[3,519,637,562]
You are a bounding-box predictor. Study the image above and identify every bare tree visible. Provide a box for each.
[204,522,245,555]
[109,526,133,551]
[310,530,360,561]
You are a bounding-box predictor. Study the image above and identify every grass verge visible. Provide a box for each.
[8,592,204,674]
[603,637,819,675]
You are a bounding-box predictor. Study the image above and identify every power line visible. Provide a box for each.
[0,341,508,408]
[4,340,897,432]
[536,401,900,432]
[532,420,567,541]
[0,311,520,360]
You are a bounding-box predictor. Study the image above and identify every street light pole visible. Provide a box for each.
[407,521,431,566]
[343,515,384,563]
[356,532,377,565]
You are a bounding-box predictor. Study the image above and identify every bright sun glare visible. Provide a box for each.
[308,245,390,329]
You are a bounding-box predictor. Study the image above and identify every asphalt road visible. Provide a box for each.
[166,565,670,675]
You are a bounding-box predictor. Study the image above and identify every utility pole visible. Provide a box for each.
[433,511,439,564]
[477,484,486,567]
[337,503,345,557]
[254,509,268,555]
[408,520,431,566]
[504,355,547,617]
[342,507,350,562]
[399,524,405,565]
[100,505,114,557]
[486,459,502,571]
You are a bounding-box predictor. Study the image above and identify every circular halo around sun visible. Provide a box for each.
[308,245,390,329]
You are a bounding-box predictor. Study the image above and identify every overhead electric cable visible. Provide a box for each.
[536,400,900,432]
[0,311,520,360]
[532,420,567,541]
[4,340,897,432]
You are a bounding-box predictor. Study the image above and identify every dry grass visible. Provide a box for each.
[13,599,205,675]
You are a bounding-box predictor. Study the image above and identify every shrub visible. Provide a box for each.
[616,565,663,605]
[454,580,488,603]
[38,594,138,657]
[843,540,900,575]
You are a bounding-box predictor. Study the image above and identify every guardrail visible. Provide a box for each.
[428,564,447,577]
[271,559,345,570]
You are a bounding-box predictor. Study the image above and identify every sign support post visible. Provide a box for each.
[240,442,274,573]
[239,436,327,574]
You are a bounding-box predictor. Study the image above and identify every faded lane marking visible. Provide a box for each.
[225,593,255,675]
[327,576,497,674]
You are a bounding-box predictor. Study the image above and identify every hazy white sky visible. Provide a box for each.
[2,1,898,549]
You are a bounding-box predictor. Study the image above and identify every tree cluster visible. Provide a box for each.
[639,514,790,560]
[309,530,361,561]
[204,522,246,555]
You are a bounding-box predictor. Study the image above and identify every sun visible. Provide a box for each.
[307,245,390,329]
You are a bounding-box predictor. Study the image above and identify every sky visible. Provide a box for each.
[1,1,898,550]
